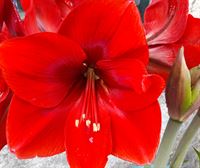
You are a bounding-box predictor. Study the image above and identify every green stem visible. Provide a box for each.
[153,118,182,168]
[171,110,200,168]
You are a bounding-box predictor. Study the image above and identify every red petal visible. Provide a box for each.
[0,92,12,150]
[144,0,188,45]
[147,60,171,81]
[3,0,25,36]
[180,15,200,69]
[7,81,83,158]
[184,45,200,69]
[97,59,148,93]
[111,102,161,164]
[149,44,180,67]
[0,71,9,103]
[181,15,200,46]
[147,43,180,81]
[20,0,31,10]
[23,8,41,34]
[0,32,86,108]
[97,58,165,111]
[98,87,161,164]
[0,25,11,42]
[7,96,65,158]
[0,0,4,31]
[59,0,148,64]
[21,0,70,33]
[65,82,112,168]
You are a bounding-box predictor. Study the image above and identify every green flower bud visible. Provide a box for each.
[166,47,194,122]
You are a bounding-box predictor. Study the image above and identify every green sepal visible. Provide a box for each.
[166,48,192,121]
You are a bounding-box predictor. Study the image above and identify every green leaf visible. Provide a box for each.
[193,147,200,158]
[183,159,189,164]
[193,147,200,167]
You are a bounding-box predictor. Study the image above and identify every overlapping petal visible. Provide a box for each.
[98,87,161,165]
[7,95,66,158]
[184,45,200,69]
[181,15,200,46]
[149,44,180,67]
[65,86,112,168]
[145,0,189,80]
[3,0,25,36]
[21,0,64,33]
[148,43,180,79]
[0,71,9,103]
[0,33,86,108]
[59,0,148,65]
[180,15,200,69]
[144,0,188,45]
[147,61,171,81]
[0,0,4,31]
[97,58,165,111]
[0,92,12,150]
[21,0,79,33]
[7,80,83,158]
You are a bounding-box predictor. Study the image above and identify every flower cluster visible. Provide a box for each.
[0,0,199,168]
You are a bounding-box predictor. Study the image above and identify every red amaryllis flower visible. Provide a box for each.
[0,0,164,167]
[144,0,189,79]
[20,0,82,34]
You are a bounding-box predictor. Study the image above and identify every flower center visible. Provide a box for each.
[74,67,100,132]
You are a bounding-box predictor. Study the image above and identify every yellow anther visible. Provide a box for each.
[86,120,91,127]
[93,123,98,132]
[75,119,79,127]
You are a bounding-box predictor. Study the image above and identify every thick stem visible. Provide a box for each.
[153,118,182,168]
[171,110,200,168]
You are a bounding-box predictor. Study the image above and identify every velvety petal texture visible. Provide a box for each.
[21,0,79,33]
[97,58,165,111]
[181,15,200,46]
[65,86,112,168]
[0,0,4,31]
[0,71,9,103]
[59,0,148,65]
[7,81,83,158]
[145,0,189,80]
[144,0,188,45]
[0,33,86,108]
[3,0,25,36]
[180,15,200,69]
[97,87,162,164]
[0,92,12,150]
[7,96,66,157]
